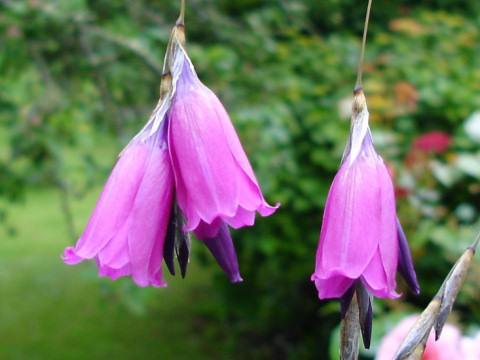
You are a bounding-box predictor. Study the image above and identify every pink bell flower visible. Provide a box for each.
[168,49,278,240]
[311,89,418,299]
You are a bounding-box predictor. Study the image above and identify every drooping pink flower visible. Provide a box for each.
[376,315,464,360]
[63,127,174,287]
[311,90,418,299]
[312,131,399,298]
[62,9,277,286]
[168,49,278,240]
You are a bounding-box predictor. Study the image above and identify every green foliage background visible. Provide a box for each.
[1,0,479,359]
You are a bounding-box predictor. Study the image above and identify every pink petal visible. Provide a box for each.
[62,247,84,265]
[65,144,150,260]
[312,273,355,299]
[96,220,130,270]
[126,146,173,287]
[169,71,240,227]
[193,218,223,240]
[98,263,131,280]
[374,157,400,296]
[63,139,174,287]
[361,248,399,299]
[223,206,256,229]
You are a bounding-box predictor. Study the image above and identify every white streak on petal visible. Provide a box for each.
[348,107,370,166]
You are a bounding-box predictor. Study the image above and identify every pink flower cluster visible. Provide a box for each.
[376,315,480,360]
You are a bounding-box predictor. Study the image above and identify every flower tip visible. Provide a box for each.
[130,276,168,288]
[152,281,168,288]
[204,222,242,283]
[62,247,84,265]
[229,275,243,283]
[258,202,281,217]
[389,290,402,300]
[397,218,420,295]
[412,284,421,295]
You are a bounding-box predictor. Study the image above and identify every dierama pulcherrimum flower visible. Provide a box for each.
[311,89,419,299]
[168,34,278,241]
[63,2,277,286]
[312,89,419,349]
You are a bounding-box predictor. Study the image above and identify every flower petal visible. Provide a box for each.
[63,140,174,287]
[368,145,399,297]
[361,248,399,299]
[193,218,223,240]
[126,146,174,287]
[312,273,355,299]
[63,144,150,262]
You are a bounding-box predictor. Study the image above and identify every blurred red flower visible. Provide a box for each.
[412,131,451,154]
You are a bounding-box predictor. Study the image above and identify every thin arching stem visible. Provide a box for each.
[177,0,185,26]
[355,0,373,92]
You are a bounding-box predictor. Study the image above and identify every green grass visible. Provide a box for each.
[0,187,225,360]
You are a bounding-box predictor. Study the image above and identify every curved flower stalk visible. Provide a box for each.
[62,1,278,286]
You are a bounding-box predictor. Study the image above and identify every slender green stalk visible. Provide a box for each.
[355,0,373,91]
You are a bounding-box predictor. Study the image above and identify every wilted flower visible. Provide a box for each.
[311,89,419,299]
[62,2,277,286]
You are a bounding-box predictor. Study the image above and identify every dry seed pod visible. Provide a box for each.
[393,232,480,359]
